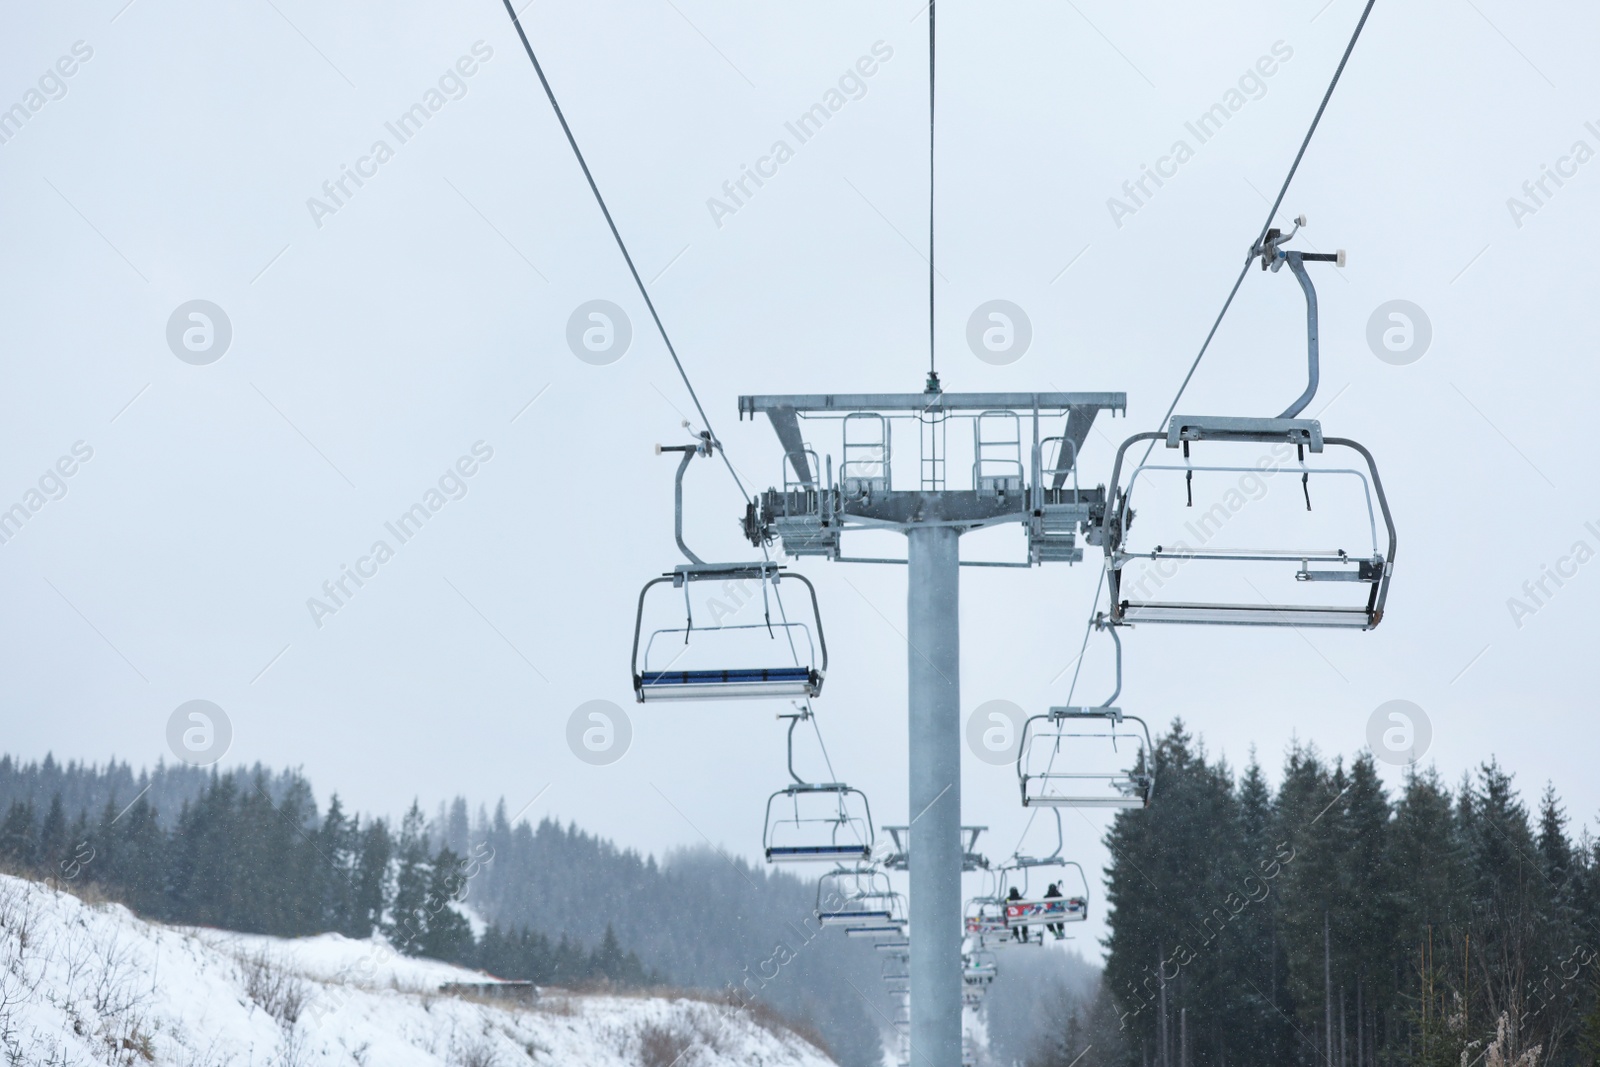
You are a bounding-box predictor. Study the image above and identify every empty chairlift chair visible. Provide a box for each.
[1019,707,1154,809]
[632,562,826,701]
[1096,221,1395,629]
[632,433,828,702]
[841,895,907,941]
[816,866,897,929]
[763,782,874,864]
[1018,621,1155,808]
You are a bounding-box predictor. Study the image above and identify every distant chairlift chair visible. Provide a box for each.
[995,816,1092,940]
[763,714,875,865]
[1018,621,1155,809]
[816,866,897,929]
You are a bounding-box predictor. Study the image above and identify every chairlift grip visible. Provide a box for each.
[667,444,707,566]
[1098,623,1122,709]
[1279,251,1320,419]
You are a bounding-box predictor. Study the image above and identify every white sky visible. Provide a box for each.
[3,0,1596,962]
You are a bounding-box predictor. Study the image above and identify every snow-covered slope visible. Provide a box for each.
[0,874,839,1066]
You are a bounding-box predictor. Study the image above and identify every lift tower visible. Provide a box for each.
[742,385,1125,1067]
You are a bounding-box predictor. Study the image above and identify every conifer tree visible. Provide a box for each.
[37,793,67,872]
[350,817,392,939]
[419,847,474,963]
[388,801,431,954]
[0,800,36,869]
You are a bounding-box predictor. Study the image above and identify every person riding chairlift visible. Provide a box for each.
[1006,886,1029,944]
[1044,882,1066,940]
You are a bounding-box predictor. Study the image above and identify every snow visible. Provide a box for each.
[0,874,840,1066]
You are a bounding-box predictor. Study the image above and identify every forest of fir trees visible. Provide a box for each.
[1026,721,1600,1067]
[0,768,653,989]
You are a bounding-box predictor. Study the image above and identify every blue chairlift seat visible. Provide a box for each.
[766,842,873,864]
[639,665,819,702]
[820,908,894,928]
[846,923,908,941]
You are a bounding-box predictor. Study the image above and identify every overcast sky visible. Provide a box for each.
[3,0,1596,961]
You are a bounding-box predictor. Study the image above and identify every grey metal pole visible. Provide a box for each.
[906,525,961,1067]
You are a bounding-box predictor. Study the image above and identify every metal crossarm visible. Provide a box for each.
[741,391,1126,564]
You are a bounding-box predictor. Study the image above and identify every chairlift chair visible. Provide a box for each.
[964,896,1007,939]
[763,782,873,864]
[632,433,828,702]
[633,560,826,701]
[1019,707,1154,809]
[962,950,998,986]
[1017,625,1155,808]
[765,716,875,864]
[1003,894,1087,931]
[1096,223,1395,629]
[816,866,897,928]
[841,886,905,937]
[995,849,1092,940]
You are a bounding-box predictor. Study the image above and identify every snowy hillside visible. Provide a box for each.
[0,874,839,1067]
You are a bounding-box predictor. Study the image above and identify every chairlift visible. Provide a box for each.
[1097,221,1395,629]
[962,949,998,986]
[762,781,873,864]
[764,715,875,864]
[1018,624,1155,808]
[632,432,827,702]
[963,896,1007,939]
[816,866,897,928]
[843,902,907,940]
[995,845,1091,941]
[1020,708,1154,809]
[1003,892,1087,933]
